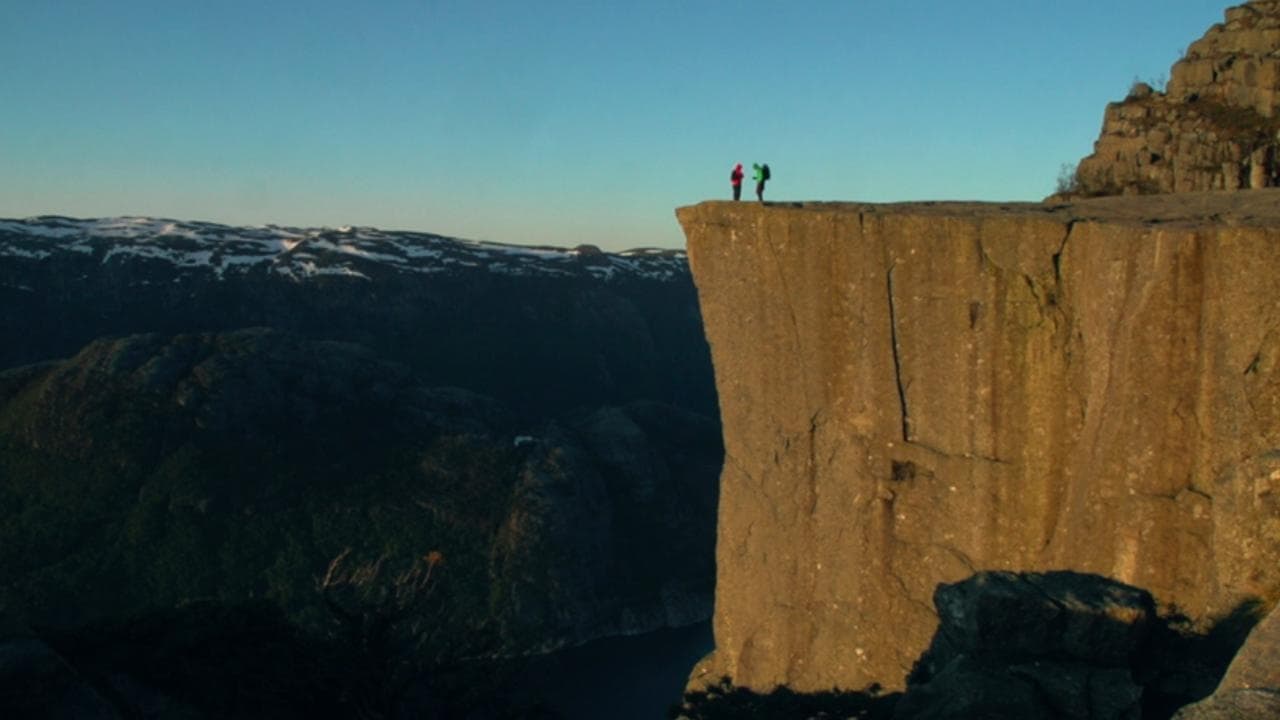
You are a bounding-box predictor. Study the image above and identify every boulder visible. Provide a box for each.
[1174,603,1280,719]
[896,572,1150,720]
[926,571,1155,668]
[1215,603,1280,692]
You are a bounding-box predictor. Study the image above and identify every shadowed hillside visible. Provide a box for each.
[0,329,719,649]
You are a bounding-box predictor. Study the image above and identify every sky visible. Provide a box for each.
[1,1,1232,250]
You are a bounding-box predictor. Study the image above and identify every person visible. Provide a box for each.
[752,162,770,202]
[730,163,744,201]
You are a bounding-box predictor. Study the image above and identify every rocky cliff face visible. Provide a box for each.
[677,194,1280,693]
[1072,1,1280,196]
[1175,602,1280,718]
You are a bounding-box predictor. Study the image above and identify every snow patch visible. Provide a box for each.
[0,216,688,284]
[0,245,52,260]
[334,242,405,264]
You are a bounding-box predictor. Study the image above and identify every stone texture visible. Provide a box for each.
[1175,603,1280,718]
[893,667,1049,720]
[1071,1,1280,197]
[1170,2,1280,118]
[895,572,1152,720]
[677,194,1280,693]
[1173,689,1280,719]
[925,572,1156,669]
[1216,603,1280,692]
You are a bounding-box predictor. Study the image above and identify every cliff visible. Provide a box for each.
[1072,1,1280,196]
[677,193,1280,692]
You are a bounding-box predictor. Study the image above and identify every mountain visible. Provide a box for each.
[0,216,715,419]
[0,329,719,647]
[0,217,721,661]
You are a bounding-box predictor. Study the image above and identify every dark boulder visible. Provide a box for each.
[896,571,1155,720]
[1174,602,1280,719]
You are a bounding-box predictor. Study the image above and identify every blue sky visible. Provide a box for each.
[1,1,1230,250]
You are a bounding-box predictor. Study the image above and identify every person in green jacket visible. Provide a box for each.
[752,163,771,202]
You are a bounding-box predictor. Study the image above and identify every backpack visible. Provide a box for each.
[762,164,771,181]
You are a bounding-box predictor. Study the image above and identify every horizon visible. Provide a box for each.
[2,1,1230,251]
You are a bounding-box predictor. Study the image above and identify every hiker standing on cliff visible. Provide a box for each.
[730,163,744,201]
[753,162,770,202]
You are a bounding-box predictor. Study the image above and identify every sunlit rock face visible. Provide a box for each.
[678,195,1280,692]
[1072,1,1280,197]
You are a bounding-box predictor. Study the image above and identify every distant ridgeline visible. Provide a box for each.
[0,216,711,419]
[1068,0,1280,197]
[0,216,720,659]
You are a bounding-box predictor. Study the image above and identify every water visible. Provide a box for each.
[517,621,713,719]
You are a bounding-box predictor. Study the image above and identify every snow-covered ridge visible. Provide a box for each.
[0,216,687,283]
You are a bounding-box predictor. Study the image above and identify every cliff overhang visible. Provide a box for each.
[679,192,1280,692]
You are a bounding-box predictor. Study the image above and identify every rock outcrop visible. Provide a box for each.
[1072,1,1280,196]
[677,194,1280,693]
[1174,602,1280,719]
[895,572,1154,720]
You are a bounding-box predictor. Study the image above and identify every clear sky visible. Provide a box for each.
[1,1,1231,250]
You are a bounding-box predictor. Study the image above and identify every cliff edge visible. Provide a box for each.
[678,192,1280,692]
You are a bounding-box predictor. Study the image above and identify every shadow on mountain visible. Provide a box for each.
[0,327,725,719]
[670,571,1270,720]
[0,329,718,653]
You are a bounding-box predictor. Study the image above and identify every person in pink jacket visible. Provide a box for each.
[730,163,744,201]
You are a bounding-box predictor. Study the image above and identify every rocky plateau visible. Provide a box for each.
[678,192,1280,705]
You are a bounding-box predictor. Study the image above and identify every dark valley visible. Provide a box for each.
[0,217,721,718]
